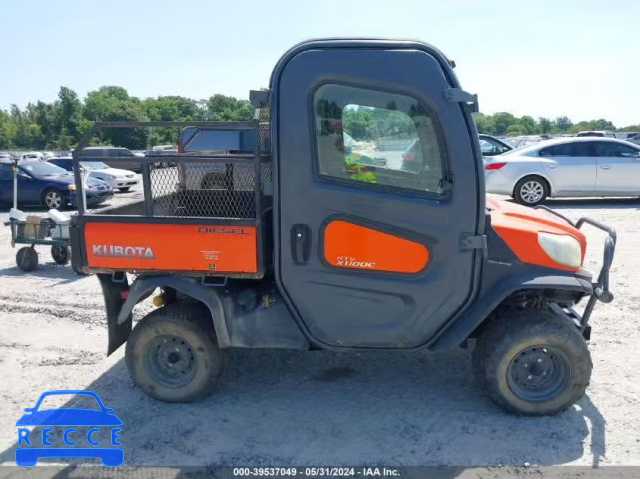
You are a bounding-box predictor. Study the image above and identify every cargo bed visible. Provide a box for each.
[70,121,271,278]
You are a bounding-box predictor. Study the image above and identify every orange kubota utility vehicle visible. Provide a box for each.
[69,39,616,415]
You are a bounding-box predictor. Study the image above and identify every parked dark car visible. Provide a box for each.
[0,161,113,209]
[76,146,142,172]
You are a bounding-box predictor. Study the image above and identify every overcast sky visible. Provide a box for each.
[1,0,637,126]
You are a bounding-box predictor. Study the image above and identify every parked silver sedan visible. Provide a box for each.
[484,137,640,205]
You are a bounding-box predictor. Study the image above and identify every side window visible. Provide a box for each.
[480,138,509,155]
[540,143,591,157]
[81,149,103,158]
[539,144,569,156]
[117,149,134,158]
[595,142,640,158]
[314,84,444,195]
[0,166,12,180]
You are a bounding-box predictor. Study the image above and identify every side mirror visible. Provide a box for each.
[18,174,31,181]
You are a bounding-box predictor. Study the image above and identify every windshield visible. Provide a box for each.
[81,161,109,170]
[21,162,69,177]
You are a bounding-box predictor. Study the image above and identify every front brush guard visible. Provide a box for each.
[536,206,617,331]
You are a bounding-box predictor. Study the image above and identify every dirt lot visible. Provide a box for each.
[0,192,639,468]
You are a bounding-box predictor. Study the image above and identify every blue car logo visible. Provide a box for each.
[15,390,123,467]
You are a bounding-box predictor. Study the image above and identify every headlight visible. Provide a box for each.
[538,233,582,268]
[67,184,76,191]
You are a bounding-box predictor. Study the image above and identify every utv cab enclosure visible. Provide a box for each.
[69,39,616,415]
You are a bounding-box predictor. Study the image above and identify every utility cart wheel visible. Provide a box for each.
[125,302,225,402]
[473,309,592,416]
[51,245,71,265]
[16,247,39,272]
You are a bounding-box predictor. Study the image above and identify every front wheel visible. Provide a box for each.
[125,302,225,402]
[474,308,592,416]
[42,189,66,210]
[513,176,549,206]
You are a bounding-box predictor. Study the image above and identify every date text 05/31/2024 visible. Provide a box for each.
[233,468,400,477]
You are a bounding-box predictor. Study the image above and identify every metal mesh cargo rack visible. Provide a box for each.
[70,121,272,279]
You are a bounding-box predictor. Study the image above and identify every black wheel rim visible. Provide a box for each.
[145,334,197,387]
[507,345,570,402]
[52,245,69,263]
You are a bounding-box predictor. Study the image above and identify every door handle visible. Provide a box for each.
[600,165,612,170]
[547,165,557,169]
[290,224,312,264]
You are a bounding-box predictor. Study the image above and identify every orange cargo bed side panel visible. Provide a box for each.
[85,223,257,273]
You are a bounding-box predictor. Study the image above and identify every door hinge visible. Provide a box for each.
[249,89,270,108]
[444,87,479,113]
[460,234,487,254]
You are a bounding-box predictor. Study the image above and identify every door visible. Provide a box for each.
[15,168,42,204]
[0,164,13,203]
[538,142,597,194]
[592,141,640,194]
[275,41,482,348]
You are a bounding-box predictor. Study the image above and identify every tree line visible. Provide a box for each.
[473,112,639,137]
[0,86,253,151]
[0,85,638,151]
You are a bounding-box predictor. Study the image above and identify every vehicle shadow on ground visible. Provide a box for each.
[0,348,606,469]
[543,198,640,210]
[0,263,83,285]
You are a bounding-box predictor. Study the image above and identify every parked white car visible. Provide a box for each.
[575,130,616,138]
[626,133,640,146]
[20,152,44,161]
[485,137,640,205]
[47,157,139,192]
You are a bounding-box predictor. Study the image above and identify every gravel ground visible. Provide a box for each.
[0,190,639,468]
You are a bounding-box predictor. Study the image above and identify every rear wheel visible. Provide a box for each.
[42,188,66,210]
[16,247,38,271]
[51,245,71,265]
[513,175,549,206]
[473,308,592,415]
[125,302,225,402]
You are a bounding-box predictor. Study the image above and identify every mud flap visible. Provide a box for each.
[96,273,132,355]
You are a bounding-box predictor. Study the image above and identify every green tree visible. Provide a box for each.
[555,116,573,132]
[473,113,496,135]
[0,109,17,149]
[492,112,517,136]
[538,117,553,134]
[506,125,526,136]
[55,87,83,146]
[519,116,536,135]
